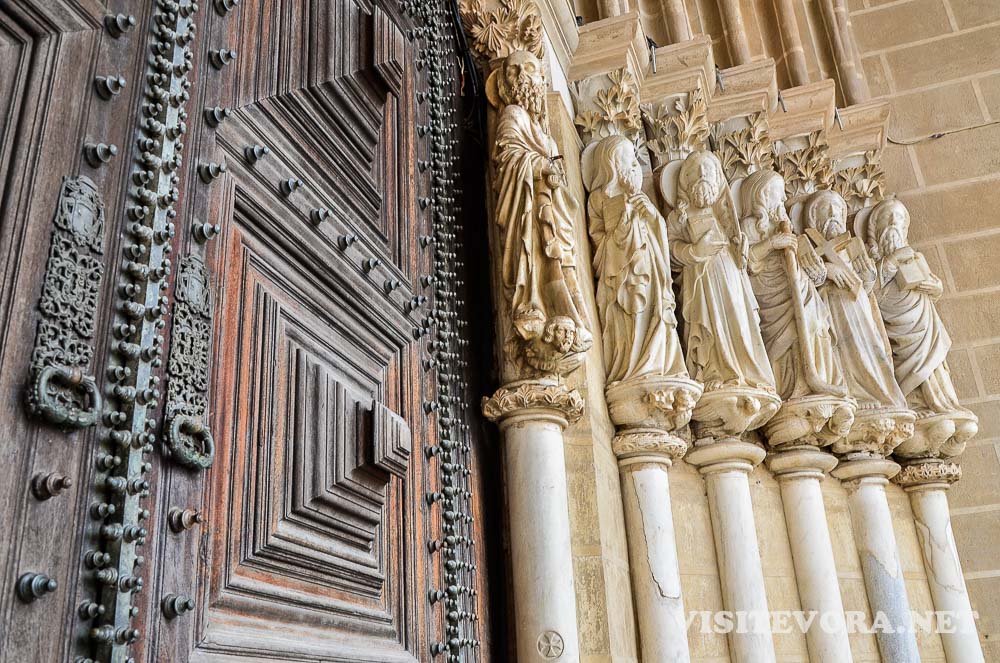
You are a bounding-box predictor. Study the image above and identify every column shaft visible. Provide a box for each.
[716,0,753,65]
[620,460,690,662]
[770,449,853,662]
[689,441,776,663]
[835,460,921,662]
[503,413,581,662]
[907,485,984,663]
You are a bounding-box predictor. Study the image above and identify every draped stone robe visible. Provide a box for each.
[493,103,579,339]
[820,248,906,410]
[667,207,775,393]
[875,251,964,413]
[588,191,686,384]
[744,223,843,401]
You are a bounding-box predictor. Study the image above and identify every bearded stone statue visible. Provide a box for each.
[659,150,778,440]
[739,170,853,447]
[861,198,977,458]
[489,50,593,378]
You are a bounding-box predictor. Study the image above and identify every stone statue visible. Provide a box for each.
[585,135,686,384]
[658,150,778,440]
[860,198,977,457]
[489,50,593,377]
[740,171,853,447]
[802,190,913,456]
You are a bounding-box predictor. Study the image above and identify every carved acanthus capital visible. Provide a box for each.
[710,112,773,182]
[832,150,886,216]
[482,380,584,424]
[893,459,962,488]
[831,407,915,458]
[459,0,544,63]
[613,429,688,462]
[574,69,642,145]
[773,131,834,201]
[642,86,709,168]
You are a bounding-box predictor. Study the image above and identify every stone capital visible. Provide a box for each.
[893,459,962,490]
[482,379,584,426]
[686,439,767,475]
[831,456,901,488]
[766,446,839,481]
[613,429,687,465]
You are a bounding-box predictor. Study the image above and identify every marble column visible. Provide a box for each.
[896,460,985,663]
[687,439,776,663]
[483,380,584,663]
[768,447,853,663]
[616,433,691,663]
[832,456,921,662]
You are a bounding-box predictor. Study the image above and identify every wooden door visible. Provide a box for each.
[0,0,500,661]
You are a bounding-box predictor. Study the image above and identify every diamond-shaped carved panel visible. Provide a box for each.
[201,219,420,660]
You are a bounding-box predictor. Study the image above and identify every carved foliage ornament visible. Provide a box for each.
[642,86,709,167]
[894,461,962,487]
[575,69,643,144]
[459,0,543,62]
[832,150,886,215]
[773,130,834,201]
[482,381,584,423]
[164,255,215,469]
[26,176,106,429]
[711,112,773,181]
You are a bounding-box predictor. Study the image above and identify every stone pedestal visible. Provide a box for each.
[483,381,585,663]
[767,447,853,663]
[832,456,921,663]
[896,460,985,663]
[687,439,776,663]
[607,375,701,663]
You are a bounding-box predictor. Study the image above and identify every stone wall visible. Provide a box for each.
[848,0,1000,658]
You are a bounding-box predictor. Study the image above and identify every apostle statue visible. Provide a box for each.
[658,150,778,439]
[861,198,977,456]
[739,170,853,447]
[585,135,686,384]
[802,190,906,411]
[488,50,593,378]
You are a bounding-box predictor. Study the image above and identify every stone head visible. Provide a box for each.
[805,190,849,239]
[542,315,576,354]
[678,150,725,209]
[590,135,643,197]
[499,50,548,119]
[741,169,789,230]
[869,198,911,256]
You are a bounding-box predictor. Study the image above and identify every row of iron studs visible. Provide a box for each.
[401,0,481,660]
[77,2,199,661]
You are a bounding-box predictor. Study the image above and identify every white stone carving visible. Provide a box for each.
[658,150,779,440]
[800,189,915,457]
[488,50,593,379]
[739,169,854,448]
[857,198,978,459]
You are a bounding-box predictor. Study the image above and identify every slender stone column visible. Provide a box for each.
[483,381,584,663]
[687,439,776,663]
[716,0,753,65]
[767,447,853,662]
[660,0,692,43]
[616,433,691,663]
[896,460,985,663]
[832,456,921,662]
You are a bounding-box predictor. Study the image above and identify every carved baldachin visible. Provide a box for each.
[833,150,885,215]
[482,381,584,423]
[643,87,709,167]
[711,112,773,181]
[774,131,833,200]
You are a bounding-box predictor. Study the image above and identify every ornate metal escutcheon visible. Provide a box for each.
[164,255,215,469]
[26,176,106,429]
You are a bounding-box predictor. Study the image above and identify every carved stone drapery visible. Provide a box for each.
[26,176,106,429]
